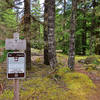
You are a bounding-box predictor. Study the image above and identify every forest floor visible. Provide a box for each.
[0,49,100,100]
[75,64,100,100]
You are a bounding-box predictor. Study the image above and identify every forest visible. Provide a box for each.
[0,0,100,100]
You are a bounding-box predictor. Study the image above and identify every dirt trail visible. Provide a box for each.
[75,64,100,100]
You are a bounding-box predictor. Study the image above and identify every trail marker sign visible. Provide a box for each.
[7,52,26,79]
[5,33,26,50]
[5,33,26,100]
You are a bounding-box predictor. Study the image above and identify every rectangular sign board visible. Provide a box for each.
[5,39,26,50]
[7,52,26,79]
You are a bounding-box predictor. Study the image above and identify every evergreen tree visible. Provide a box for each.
[24,0,31,70]
[44,0,49,65]
[68,0,77,70]
[44,0,57,68]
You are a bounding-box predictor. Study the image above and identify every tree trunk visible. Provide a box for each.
[68,0,77,70]
[24,0,31,70]
[82,0,86,55]
[90,0,96,55]
[44,0,49,65]
[63,0,66,30]
[44,0,57,69]
[48,0,57,69]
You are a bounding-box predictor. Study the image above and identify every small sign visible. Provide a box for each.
[7,52,26,79]
[5,39,26,50]
[13,33,19,41]
[5,33,26,50]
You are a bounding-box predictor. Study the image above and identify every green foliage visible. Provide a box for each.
[0,9,16,28]
[0,0,17,39]
[19,36,25,39]
[55,2,71,54]
[31,40,44,50]
[29,1,44,49]
[0,40,5,48]
[55,0,100,55]
[0,9,17,38]
[0,50,7,63]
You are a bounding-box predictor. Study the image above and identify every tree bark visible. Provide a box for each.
[63,0,66,30]
[44,0,57,69]
[24,0,31,70]
[48,0,57,69]
[68,0,77,70]
[44,0,49,65]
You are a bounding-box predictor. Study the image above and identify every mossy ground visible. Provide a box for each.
[0,49,97,100]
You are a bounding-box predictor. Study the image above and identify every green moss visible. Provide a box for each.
[20,66,96,100]
[57,66,71,76]
[75,56,87,62]
[0,72,96,100]
[63,72,96,100]
[35,57,41,63]
[84,64,97,71]
[20,77,68,100]
[0,90,14,100]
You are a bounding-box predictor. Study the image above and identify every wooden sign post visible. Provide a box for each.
[14,79,19,100]
[5,33,26,100]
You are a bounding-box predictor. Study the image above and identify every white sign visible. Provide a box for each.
[6,39,26,50]
[5,33,26,50]
[13,33,19,41]
[7,52,26,79]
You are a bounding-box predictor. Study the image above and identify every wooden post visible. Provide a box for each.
[14,79,19,100]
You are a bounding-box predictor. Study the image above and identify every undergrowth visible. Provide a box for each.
[0,69,96,100]
[0,50,7,63]
[0,52,96,100]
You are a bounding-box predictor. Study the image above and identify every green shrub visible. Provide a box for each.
[31,40,44,50]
